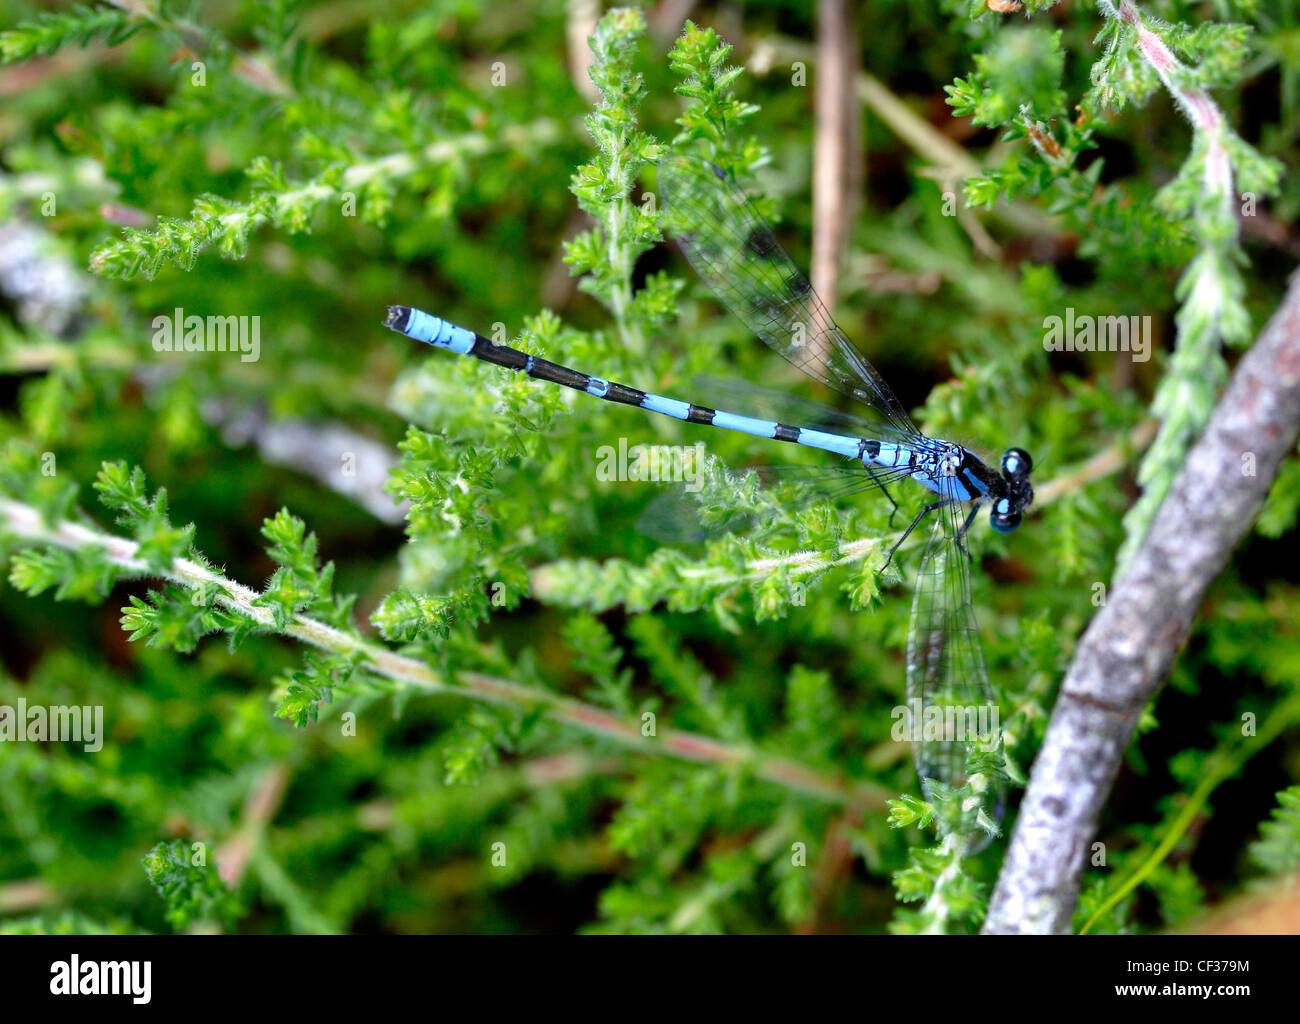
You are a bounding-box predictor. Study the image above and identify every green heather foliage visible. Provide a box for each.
[0,0,1297,934]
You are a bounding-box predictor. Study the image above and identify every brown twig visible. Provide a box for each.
[0,878,53,914]
[216,763,292,887]
[565,0,602,104]
[1031,419,1158,506]
[811,0,858,308]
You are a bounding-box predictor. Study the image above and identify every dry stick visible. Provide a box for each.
[648,0,699,43]
[811,0,857,308]
[1031,418,1158,507]
[0,878,52,914]
[215,762,292,887]
[749,35,1058,242]
[984,270,1300,934]
[564,0,602,104]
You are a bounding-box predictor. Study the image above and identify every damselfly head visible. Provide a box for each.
[991,447,1034,533]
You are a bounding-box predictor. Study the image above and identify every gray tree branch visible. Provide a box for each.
[984,268,1300,934]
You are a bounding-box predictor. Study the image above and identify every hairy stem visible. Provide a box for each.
[1101,0,1245,570]
[0,497,883,811]
[985,269,1300,934]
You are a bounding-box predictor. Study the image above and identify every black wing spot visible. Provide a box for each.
[745,226,780,258]
[786,273,811,299]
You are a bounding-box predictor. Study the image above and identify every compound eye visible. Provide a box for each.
[990,499,1022,534]
[1001,447,1033,478]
